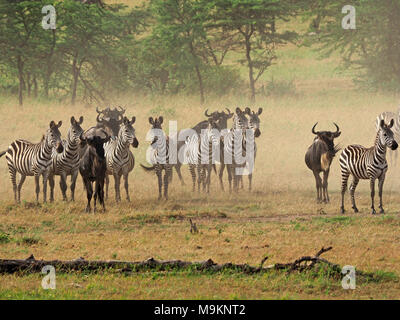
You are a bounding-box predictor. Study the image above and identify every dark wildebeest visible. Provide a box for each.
[79,127,111,212]
[96,106,125,137]
[305,123,341,203]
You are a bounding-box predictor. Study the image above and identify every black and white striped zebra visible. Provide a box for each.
[340,119,398,215]
[104,116,139,202]
[140,116,173,200]
[375,107,400,165]
[184,118,221,193]
[222,107,250,193]
[48,116,84,202]
[0,121,63,203]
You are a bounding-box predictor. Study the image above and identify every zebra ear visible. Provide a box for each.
[131,116,136,125]
[70,116,76,125]
[235,107,242,114]
[57,121,62,128]
[245,107,251,115]
[389,119,394,128]
[149,117,154,125]
[49,121,56,128]
[79,116,84,124]
[158,116,164,124]
[257,108,263,115]
[380,119,385,129]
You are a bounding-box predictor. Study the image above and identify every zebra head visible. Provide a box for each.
[233,107,249,130]
[245,107,262,137]
[69,116,84,144]
[148,116,164,146]
[47,121,63,153]
[378,119,398,150]
[120,116,139,148]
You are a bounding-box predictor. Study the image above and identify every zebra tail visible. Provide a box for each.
[140,164,156,172]
[0,150,7,158]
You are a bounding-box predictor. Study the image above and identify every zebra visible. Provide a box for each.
[242,107,262,191]
[104,116,139,202]
[222,107,250,193]
[0,121,63,203]
[375,107,400,165]
[184,118,221,193]
[140,116,173,200]
[48,116,84,202]
[340,119,398,215]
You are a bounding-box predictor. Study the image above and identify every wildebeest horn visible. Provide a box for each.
[118,106,126,114]
[226,108,232,115]
[204,109,212,117]
[96,107,103,114]
[333,122,340,133]
[96,114,103,123]
[312,123,319,135]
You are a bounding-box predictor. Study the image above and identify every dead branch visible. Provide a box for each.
[0,247,376,279]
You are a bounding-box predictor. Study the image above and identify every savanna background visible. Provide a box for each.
[0,0,400,299]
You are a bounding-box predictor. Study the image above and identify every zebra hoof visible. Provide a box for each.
[380,209,385,214]
[371,209,377,215]
[340,207,345,214]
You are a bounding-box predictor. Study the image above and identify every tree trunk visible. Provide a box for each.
[44,30,56,98]
[33,74,38,98]
[245,35,256,103]
[17,55,24,106]
[71,56,79,105]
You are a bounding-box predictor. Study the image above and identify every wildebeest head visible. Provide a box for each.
[80,127,111,159]
[96,106,125,136]
[245,107,262,137]
[378,119,398,150]
[120,116,139,148]
[48,120,63,153]
[312,122,341,153]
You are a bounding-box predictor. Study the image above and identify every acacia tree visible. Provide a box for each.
[0,0,44,106]
[211,0,297,102]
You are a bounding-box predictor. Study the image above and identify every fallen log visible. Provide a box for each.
[0,247,375,279]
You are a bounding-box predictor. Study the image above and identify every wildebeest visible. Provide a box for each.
[96,106,125,137]
[305,123,341,203]
[79,127,111,212]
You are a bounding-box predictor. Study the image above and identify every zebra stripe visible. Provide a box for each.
[185,119,221,193]
[1,121,63,203]
[340,120,398,214]
[48,116,84,202]
[104,117,137,202]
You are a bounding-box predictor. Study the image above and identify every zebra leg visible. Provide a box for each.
[98,179,106,212]
[197,165,202,193]
[175,164,185,186]
[48,174,55,202]
[17,174,26,204]
[93,181,98,213]
[123,171,130,202]
[34,175,40,203]
[218,163,225,192]
[349,177,359,213]
[370,178,376,215]
[42,172,49,203]
[226,164,232,193]
[201,166,207,192]
[105,175,109,200]
[156,168,162,200]
[239,175,244,189]
[163,168,169,200]
[206,165,212,194]
[189,164,196,192]
[113,172,121,202]
[59,173,68,201]
[70,170,79,202]
[340,171,350,214]
[378,174,386,214]
[248,173,252,192]
[313,171,322,203]
[8,166,18,203]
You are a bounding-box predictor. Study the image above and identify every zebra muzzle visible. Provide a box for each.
[391,141,398,150]
[56,142,64,153]
[132,138,139,148]
[254,128,261,137]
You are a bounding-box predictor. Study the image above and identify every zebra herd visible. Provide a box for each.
[306,105,400,215]
[0,106,262,210]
